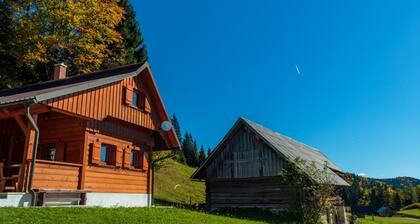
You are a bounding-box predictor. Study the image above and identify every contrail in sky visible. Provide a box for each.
[295,64,301,75]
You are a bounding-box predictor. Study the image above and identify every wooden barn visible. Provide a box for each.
[191,118,349,222]
[0,62,179,207]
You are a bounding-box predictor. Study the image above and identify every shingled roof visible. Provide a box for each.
[192,118,349,186]
[0,63,146,106]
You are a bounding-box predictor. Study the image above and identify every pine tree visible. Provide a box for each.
[171,114,182,143]
[108,0,147,67]
[392,192,402,210]
[198,145,206,165]
[207,147,212,158]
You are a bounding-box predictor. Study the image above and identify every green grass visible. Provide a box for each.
[154,159,205,205]
[0,207,290,224]
[356,216,420,224]
[398,209,420,219]
[401,203,420,211]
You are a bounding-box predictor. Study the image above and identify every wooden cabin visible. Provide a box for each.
[0,62,180,207]
[191,118,349,223]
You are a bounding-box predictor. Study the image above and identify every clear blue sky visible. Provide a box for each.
[133,0,420,179]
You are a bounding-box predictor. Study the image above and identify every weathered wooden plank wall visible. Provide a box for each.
[207,177,295,210]
[205,125,284,179]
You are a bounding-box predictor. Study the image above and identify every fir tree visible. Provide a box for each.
[198,145,206,165]
[171,114,182,143]
[109,0,147,67]
[207,147,212,158]
[392,192,402,210]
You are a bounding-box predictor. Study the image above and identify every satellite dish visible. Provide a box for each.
[161,121,173,132]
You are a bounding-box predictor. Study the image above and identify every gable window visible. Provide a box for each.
[131,90,144,109]
[100,144,116,165]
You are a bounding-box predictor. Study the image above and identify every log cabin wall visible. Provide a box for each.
[37,112,87,163]
[43,72,159,132]
[205,124,285,179]
[84,131,151,193]
[206,177,296,210]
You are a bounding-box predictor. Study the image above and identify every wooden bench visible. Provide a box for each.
[34,189,90,206]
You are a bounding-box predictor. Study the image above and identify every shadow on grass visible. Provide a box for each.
[154,199,296,224]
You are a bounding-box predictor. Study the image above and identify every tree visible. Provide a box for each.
[182,132,198,167]
[392,192,402,210]
[207,147,212,158]
[198,145,206,165]
[279,159,336,224]
[171,114,182,143]
[107,0,147,67]
[0,0,124,87]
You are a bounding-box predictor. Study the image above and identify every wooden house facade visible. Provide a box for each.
[192,118,349,223]
[0,62,179,207]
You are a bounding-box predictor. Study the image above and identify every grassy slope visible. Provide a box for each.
[0,207,282,224]
[398,209,420,219]
[357,216,420,224]
[154,159,205,205]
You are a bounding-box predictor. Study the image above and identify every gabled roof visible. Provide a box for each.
[0,63,145,105]
[0,62,180,149]
[192,118,349,186]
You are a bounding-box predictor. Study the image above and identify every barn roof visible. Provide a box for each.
[192,118,349,186]
[0,62,180,149]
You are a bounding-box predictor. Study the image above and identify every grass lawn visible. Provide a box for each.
[357,216,420,224]
[155,159,205,205]
[0,207,290,224]
[398,209,420,219]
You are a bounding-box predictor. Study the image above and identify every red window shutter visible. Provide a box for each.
[125,86,133,105]
[143,151,149,170]
[115,147,123,167]
[123,147,131,168]
[145,95,151,113]
[91,141,101,164]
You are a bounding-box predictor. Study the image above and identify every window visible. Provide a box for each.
[130,150,143,169]
[100,144,116,165]
[131,90,143,109]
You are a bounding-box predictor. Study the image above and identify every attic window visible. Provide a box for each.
[132,90,143,109]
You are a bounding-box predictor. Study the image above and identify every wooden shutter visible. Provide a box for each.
[115,146,123,167]
[125,85,133,105]
[144,95,151,113]
[123,147,132,168]
[91,141,101,164]
[143,151,149,170]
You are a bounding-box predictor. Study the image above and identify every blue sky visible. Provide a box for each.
[133,0,420,178]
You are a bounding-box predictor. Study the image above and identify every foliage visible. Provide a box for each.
[0,207,286,224]
[279,158,336,224]
[0,0,148,88]
[155,159,205,205]
[171,114,211,167]
[341,174,420,212]
[198,145,206,165]
[107,0,147,67]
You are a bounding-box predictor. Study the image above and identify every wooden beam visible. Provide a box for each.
[14,115,27,133]
[17,114,38,192]
[0,105,50,120]
[78,131,89,190]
